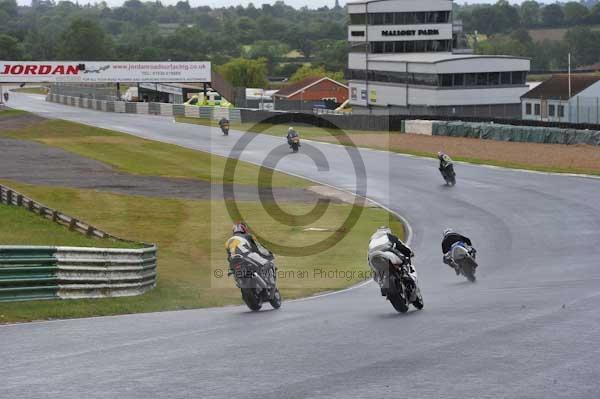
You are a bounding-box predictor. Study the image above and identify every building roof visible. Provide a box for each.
[521,74,600,100]
[273,76,348,99]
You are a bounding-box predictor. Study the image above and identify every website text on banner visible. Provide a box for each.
[0,61,211,83]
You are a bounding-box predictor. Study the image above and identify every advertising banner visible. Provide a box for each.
[0,61,211,83]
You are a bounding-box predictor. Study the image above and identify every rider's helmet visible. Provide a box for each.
[288,127,294,132]
[232,222,249,235]
[438,151,444,159]
[443,228,454,238]
[377,226,392,235]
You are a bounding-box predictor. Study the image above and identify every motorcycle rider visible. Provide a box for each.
[218,116,229,132]
[286,126,299,146]
[441,228,474,274]
[368,226,416,293]
[438,151,454,174]
[225,222,275,280]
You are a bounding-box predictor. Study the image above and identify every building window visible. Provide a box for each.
[349,14,366,24]
[501,72,511,85]
[359,11,451,26]
[534,103,541,115]
[548,104,555,117]
[558,105,565,118]
[440,74,453,87]
[525,103,532,115]
[465,73,477,86]
[367,40,451,54]
[453,73,464,86]
[476,73,488,86]
[489,72,500,85]
[511,71,526,85]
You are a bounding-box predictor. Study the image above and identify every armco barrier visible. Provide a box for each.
[136,102,149,114]
[159,103,174,116]
[0,184,157,302]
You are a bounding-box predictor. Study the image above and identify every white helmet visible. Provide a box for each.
[288,127,294,132]
[377,226,392,234]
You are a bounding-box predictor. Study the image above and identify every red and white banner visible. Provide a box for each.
[0,61,211,83]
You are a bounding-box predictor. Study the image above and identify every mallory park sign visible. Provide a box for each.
[0,61,211,83]
[381,29,440,37]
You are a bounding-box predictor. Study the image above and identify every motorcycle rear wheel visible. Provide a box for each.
[462,258,477,283]
[388,293,409,313]
[241,288,263,311]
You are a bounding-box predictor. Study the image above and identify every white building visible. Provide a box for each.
[347,0,531,118]
[521,75,600,124]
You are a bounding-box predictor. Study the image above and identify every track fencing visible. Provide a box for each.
[0,184,157,302]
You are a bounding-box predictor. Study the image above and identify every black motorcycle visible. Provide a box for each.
[440,164,456,186]
[221,123,229,136]
[289,136,300,153]
[228,254,281,311]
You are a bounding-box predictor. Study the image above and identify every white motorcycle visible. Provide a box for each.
[368,241,424,313]
[445,242,478,282]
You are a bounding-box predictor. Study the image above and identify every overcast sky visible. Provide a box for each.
[17,0,556,8]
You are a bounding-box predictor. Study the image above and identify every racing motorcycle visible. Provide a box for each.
[228,252,282,311]
[445,242,478,282]
[220,122,229,136]
[368,245,424,313]
[440,164,456,186]
[289,136,300,153]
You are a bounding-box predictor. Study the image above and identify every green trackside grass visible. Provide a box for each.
[10,87,48,95]
[177,117,600,176]
[0,182,403,323]
[0,202,135,248]
[0,109,27,118]
[0,117,310,188]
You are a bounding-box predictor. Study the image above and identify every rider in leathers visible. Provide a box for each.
[368,226,416,294]
[438,151,454,175]
[226,222,275,282]
[441,228,474,274]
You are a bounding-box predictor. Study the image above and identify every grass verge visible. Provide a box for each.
[0,181,402,323]
[10,87,48,95]
[0,202,134,248]
[0,116,310,188]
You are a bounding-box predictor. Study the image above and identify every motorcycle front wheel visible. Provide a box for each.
[269,288,282,309]
[241,288,263,311]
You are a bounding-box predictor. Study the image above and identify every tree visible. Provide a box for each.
[541,4,564,27]
[289,64,343,83]
[219,58,268,87]
[0,34,22,59]
[519,1,540,27]
[244,40,289,74]
[58,18,114,60]
[565,26,600,67]
[563,2,589,25]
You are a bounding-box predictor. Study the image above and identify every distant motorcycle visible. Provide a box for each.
[368,244,424,313]
[440,164,456,186]
[289,136,300,153]
[446,242,478,282]
[221,123,229,136]
[228,252,281,311]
